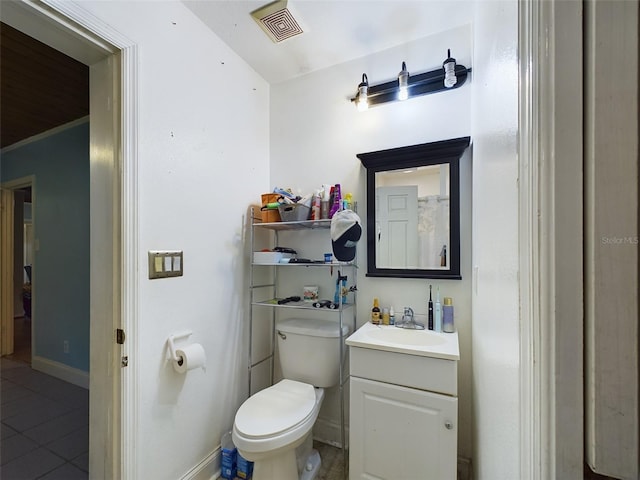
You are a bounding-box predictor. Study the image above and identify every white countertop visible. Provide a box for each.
[345,322,460,361]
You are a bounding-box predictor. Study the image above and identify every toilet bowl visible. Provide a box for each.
[232,318,347,480]
[232,379,325,480]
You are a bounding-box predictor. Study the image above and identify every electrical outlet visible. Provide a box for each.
[63,340,69,353]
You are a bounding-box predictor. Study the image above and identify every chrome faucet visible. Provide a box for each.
[395,307,425,330]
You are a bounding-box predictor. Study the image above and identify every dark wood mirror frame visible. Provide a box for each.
[357,136,471,279]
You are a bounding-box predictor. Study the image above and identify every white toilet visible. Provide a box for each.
[232,318,347,480]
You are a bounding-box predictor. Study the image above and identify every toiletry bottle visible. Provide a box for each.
[311,190,321,221]
[434,287,442,332]
[329,184,342,218]
[443,297,454,333]
[371,298,381,325]
[320,185,330,219]
[382,308,390,325]
[344,192,353,210]
[428,285,434,330]
[327,186,335,218]
[389,306,395,325]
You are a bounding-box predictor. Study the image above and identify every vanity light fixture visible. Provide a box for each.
[355,73,369,111]
[350,49,471,110]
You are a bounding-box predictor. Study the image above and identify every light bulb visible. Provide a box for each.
[398,61,409,101]
[357,96,369,111]
[356,73,369,111]
[443,49,457,88]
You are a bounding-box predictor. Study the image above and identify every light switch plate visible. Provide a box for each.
[148,250,183,279]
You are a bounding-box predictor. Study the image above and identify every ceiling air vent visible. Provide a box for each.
[251,0,304,43]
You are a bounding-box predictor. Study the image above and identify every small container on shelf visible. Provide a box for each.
[278,203,311,222]
[253,251,296,264]
[260,193,283,223]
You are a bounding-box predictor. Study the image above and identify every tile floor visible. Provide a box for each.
[1,357,89,480]
[1,315,344,480]
[0,354,347,480]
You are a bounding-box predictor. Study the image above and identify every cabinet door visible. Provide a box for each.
[349,376,457,480]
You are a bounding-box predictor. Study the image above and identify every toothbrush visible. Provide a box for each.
[428,285,434,330]
[435,286,442,332]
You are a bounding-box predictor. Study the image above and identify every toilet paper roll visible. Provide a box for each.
[173,343,206,373]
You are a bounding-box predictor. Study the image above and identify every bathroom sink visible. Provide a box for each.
[366,327,448,347]
[346,322,459,360]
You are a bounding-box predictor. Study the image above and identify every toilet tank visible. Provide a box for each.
[276,318,349,388]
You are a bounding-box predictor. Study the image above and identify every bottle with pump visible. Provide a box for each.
[428,285,434,330]
[434,287,442,332]
[443,297,454,333]
[371,298,381,325]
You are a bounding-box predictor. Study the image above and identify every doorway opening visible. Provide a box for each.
[0,1,134,477]
[11,184,33,365]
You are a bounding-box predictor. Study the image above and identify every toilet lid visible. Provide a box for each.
[235,379,316,439]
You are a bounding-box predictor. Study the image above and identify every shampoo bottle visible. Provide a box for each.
[434,287,442,332]
[443,297,454,333]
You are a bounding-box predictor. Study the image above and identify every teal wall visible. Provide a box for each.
[1,122,90,372]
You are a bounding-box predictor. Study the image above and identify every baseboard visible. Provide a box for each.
[313,417,347,449]
[32,356,89,389]
[180,447,220,480]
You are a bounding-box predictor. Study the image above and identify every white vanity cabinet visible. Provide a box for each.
[346,323,459,480]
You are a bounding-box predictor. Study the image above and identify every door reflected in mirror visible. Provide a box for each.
[375,164,450,270]
[358,137,470,279]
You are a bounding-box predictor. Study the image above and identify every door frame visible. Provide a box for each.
[1,188,15,355]
[0,176,35,358]
[519,0,584,478]
[1,1,139,478]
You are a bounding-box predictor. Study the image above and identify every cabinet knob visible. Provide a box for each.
[444,420,454,430]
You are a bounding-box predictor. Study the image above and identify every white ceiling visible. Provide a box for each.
[183,0,475,84]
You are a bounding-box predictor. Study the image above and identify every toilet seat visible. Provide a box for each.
[234,379,316,439]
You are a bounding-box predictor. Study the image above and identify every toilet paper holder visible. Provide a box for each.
[167,331,192,367]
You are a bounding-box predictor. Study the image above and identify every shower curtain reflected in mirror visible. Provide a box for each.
[418,195,449,269]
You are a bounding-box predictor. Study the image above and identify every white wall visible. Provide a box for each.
[76,2,270,479]
[271,25,475,461]
[471,1,520,479]
[74,2,523,478]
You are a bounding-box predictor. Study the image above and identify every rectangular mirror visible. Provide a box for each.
[358,137,470,279]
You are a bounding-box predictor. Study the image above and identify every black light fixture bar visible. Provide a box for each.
[350,64,471,107]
